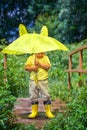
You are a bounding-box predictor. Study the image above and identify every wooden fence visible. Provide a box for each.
[65,45,87,89]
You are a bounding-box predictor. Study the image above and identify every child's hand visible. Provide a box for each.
[34,59,50,70]
[33,66,38,72]
[25,65,38,72]
[34,60,40,66]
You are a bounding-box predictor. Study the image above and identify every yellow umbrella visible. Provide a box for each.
[2,25,68,54]
[19,24,29,36]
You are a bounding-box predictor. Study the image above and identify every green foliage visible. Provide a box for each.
[0,83,16,130]
[0,39,8,46]
[0,53,16,129]
[5,54,29,97]
[0,53,37,129]
[0,0,87,44]
[28,0,56,18]
[9,123,37,130]
[35,14,59,38]
[0,0,31,40]
[55,0,87,43]
[34,0,87,44]
[43,39,87,130]
[0,53,25,97]
[43,87,87,130]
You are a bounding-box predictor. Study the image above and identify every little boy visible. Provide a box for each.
[25,52,55,118]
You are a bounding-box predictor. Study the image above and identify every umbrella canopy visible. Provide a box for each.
[2,26,68,54]
[19,24,29,36]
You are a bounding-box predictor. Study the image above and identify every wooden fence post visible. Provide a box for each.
[4,54,7,83]
[68,55,72,89]
[78,50,83,86]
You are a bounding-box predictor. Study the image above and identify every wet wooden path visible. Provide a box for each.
[13,98,66,129]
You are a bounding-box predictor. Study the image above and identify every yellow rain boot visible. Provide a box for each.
[28,101,38,118]
[44,100,55,119]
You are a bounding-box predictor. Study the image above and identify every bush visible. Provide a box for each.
[0,83,16,130]
[1,54,29,97]
[43,87,87,130]
[7,123,37,130]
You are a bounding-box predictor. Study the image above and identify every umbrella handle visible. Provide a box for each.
[34,55,36,64]
[34,55,38,83]
[34,54,37,66]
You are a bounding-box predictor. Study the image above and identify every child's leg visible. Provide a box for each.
[38,79,50,100]
[38,80,55,118]
[43,100,55,118]
[28,80,39,118]
[29,80,39,102]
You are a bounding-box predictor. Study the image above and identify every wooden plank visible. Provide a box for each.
[69,55,72,69]
[13,98,66,129]
[4,54,7,83]
[68,72,71,89]
[79,51,83,69]
[69,45,87,56]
